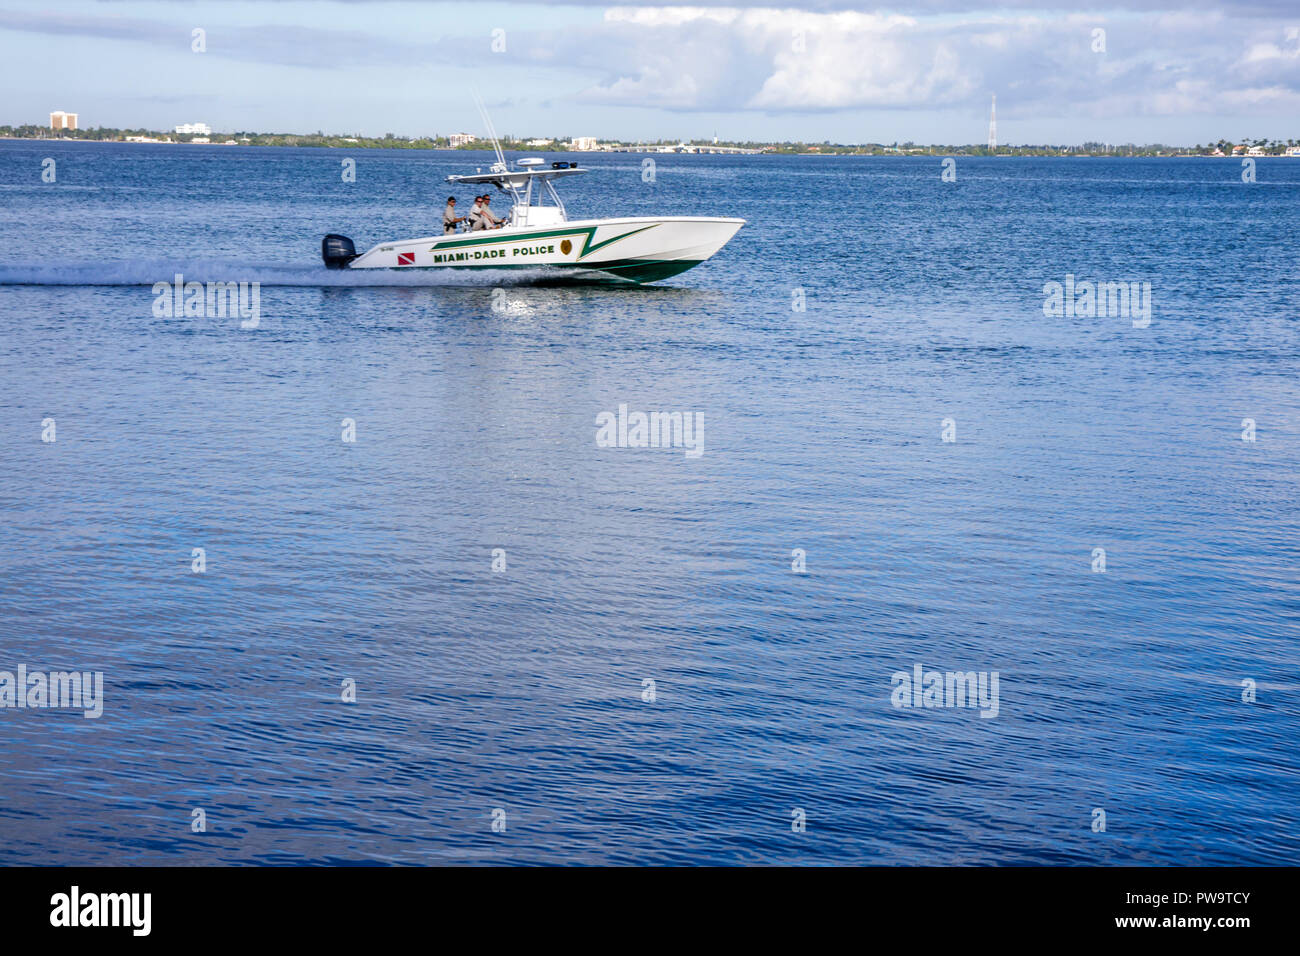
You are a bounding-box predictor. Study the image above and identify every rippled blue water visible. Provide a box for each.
[1,141,1297,865]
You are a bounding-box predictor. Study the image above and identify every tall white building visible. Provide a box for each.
[448,133,476,147]
[175,123,211,135]
[570,136,599,151]
[50,111,78,130]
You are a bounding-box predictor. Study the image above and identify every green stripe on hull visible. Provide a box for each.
[587,259,705,283]
[373,258,706,284]
[427,223,659,260]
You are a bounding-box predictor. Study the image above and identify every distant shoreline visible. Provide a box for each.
[3,126,1297,158]
[2,136,1295,159]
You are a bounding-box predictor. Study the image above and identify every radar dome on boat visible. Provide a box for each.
[517,157,545,167]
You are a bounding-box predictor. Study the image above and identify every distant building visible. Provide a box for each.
[448,133,475,147]
[526,138,553,147]
[570,136,599,151]
[175,123,211,135]
[1286,146,1300,157]
[1246,146,1266,157]
[50,111,78,130]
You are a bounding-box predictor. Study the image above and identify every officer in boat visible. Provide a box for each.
[475,194,506,230]
[442,196,465,234]
[465,195,484,231]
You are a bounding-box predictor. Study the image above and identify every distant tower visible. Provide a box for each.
[987,95,997,151]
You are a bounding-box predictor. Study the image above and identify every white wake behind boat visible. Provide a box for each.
[322,156,744,284]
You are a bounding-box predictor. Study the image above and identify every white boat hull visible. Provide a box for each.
[342,216,745,283]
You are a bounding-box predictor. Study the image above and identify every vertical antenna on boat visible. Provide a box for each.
[472,90,508,172]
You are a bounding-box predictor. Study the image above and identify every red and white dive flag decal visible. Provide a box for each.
[397,252,415,265]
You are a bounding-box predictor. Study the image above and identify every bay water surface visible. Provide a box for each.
[0,142,1297,864]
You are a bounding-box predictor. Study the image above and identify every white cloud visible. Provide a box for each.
[508,7,1300,118]
[4,4,1298,131]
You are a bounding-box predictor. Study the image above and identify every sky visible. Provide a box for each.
[1,0,1297,145]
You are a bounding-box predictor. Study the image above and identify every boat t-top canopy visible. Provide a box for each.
[447,158,586,223]
[446,160,585,189]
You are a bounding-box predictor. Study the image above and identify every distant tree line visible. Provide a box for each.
[2,125,1295,156]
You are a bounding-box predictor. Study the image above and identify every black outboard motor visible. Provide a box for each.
[322,233,359,269]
